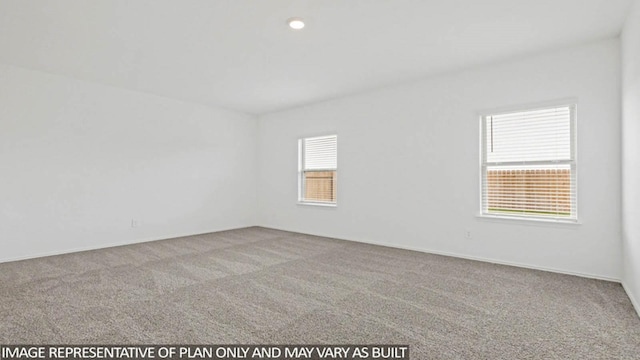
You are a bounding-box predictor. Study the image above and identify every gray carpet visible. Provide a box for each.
[1,227,639,359]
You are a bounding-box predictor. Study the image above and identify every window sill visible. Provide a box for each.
[297,201,337,208]
[476,213,581,227]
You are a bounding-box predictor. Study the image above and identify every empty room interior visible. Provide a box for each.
[2,0,640,358]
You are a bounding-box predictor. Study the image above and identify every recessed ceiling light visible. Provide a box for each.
[287,17,305,30]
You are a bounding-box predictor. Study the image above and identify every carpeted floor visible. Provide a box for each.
[1,227,639,359]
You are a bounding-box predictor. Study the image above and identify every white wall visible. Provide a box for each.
[622,0,640,315]
[0,63,258,262]
[257,39,622,280]
[0,37,626,287]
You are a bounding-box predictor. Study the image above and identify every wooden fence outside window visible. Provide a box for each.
[304,171,337,202]
[487,168,571,215]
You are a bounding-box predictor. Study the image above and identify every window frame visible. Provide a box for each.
[298,134,338,207]
[479,102,578,223]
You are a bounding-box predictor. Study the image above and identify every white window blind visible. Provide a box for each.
[299,135,337,204]
[481,105,577,220]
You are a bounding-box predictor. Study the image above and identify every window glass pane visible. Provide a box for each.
[299,134,337,204]
[486,107,571,163]
[304,135,337,170]
[304,171,337,202]
[481,105,576,220]
[486,165,572,217]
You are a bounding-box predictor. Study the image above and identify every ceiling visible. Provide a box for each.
[0,0,633,115]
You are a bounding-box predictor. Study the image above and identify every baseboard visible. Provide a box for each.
[259,225,621,283]
[622,282,640,319]
[0,224,256,264]
[415,247,620,282]
[2,223,622,285]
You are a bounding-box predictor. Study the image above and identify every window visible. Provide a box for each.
[480,104,577,221]
[298,134,337,205]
